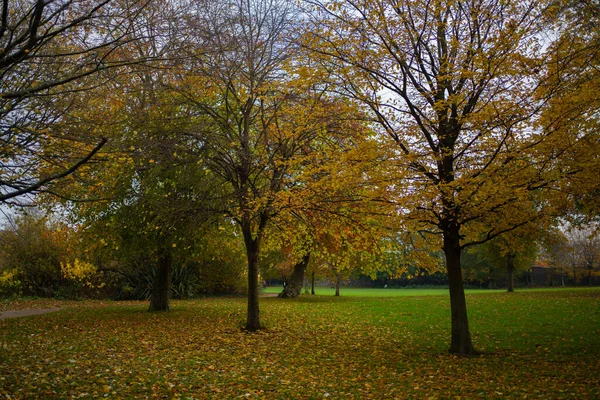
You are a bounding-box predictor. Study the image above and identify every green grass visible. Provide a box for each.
[263,286,506,296]
[264,285,600,297]
[1,288,599,399]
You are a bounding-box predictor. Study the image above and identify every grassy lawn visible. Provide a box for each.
[1,289,599,399]
[264,285,600,297]
[263,286,508,296]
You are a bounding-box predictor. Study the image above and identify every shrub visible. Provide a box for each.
[0,214,65,297]
[0,269,21,297]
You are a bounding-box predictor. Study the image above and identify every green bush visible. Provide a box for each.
[171,265,197,299]
[195,260,246,295]
[114,263,199,300]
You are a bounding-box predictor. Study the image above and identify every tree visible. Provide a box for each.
[58,81,218,310]
[567,226,600,286]
[42,0,225,311]
[465,227,538,292]
[262,122,394,299]
[543,224,600,286]
[177,0,302,329]
[543,229,574,286]
[179,0,381,329]
[303,0,574,354]
[0,0,152,204]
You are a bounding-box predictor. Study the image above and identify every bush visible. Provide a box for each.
[195,260,246,295]
[171,265,197,299]
[0,270,21,297]
[0,214,65,297]
[113,264,199,300]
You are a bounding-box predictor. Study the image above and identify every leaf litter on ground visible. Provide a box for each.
[0,288,599,399]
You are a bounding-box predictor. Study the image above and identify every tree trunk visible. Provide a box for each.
[589,269,593,287]
[278,253,310,298]
[507,253,515,293]
[149,249,172,312]
[242,224,261,331]
[444,226,477,355]
[246,245,261,331]
[311,271,315,295]
[335,274,340,296]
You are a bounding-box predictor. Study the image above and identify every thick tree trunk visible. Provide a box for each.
[507,253,515,293]
[444,227,477,355]
[335,274,340,296]
[278,253,310,298]
[311,271,315,295]
[149,250,172,312]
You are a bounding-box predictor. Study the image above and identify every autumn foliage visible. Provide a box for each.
[0,0,599,357]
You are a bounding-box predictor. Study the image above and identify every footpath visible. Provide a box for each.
[0,308,61,320]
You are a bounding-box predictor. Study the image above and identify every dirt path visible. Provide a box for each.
[0,308,61,320]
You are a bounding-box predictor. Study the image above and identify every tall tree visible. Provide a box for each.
[303,0,574,354]
[179,0,374,330]
[45,0,217,311]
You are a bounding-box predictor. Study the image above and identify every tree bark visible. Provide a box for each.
[335,274,340,297]
[149,249,172,312]
[444,225,477,355]
[242,224,261,331]
[507,253,515,293]
[245,246,261,331]
[278,253,310,298]
[311,271,315,295]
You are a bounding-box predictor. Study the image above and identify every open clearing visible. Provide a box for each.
[1,288,599,399]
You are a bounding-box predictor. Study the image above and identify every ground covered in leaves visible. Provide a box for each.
[1,288,599,399]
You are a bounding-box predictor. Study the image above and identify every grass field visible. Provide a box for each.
[264,285,600,297]
[263,286,508,296]
[1,288,599,399]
